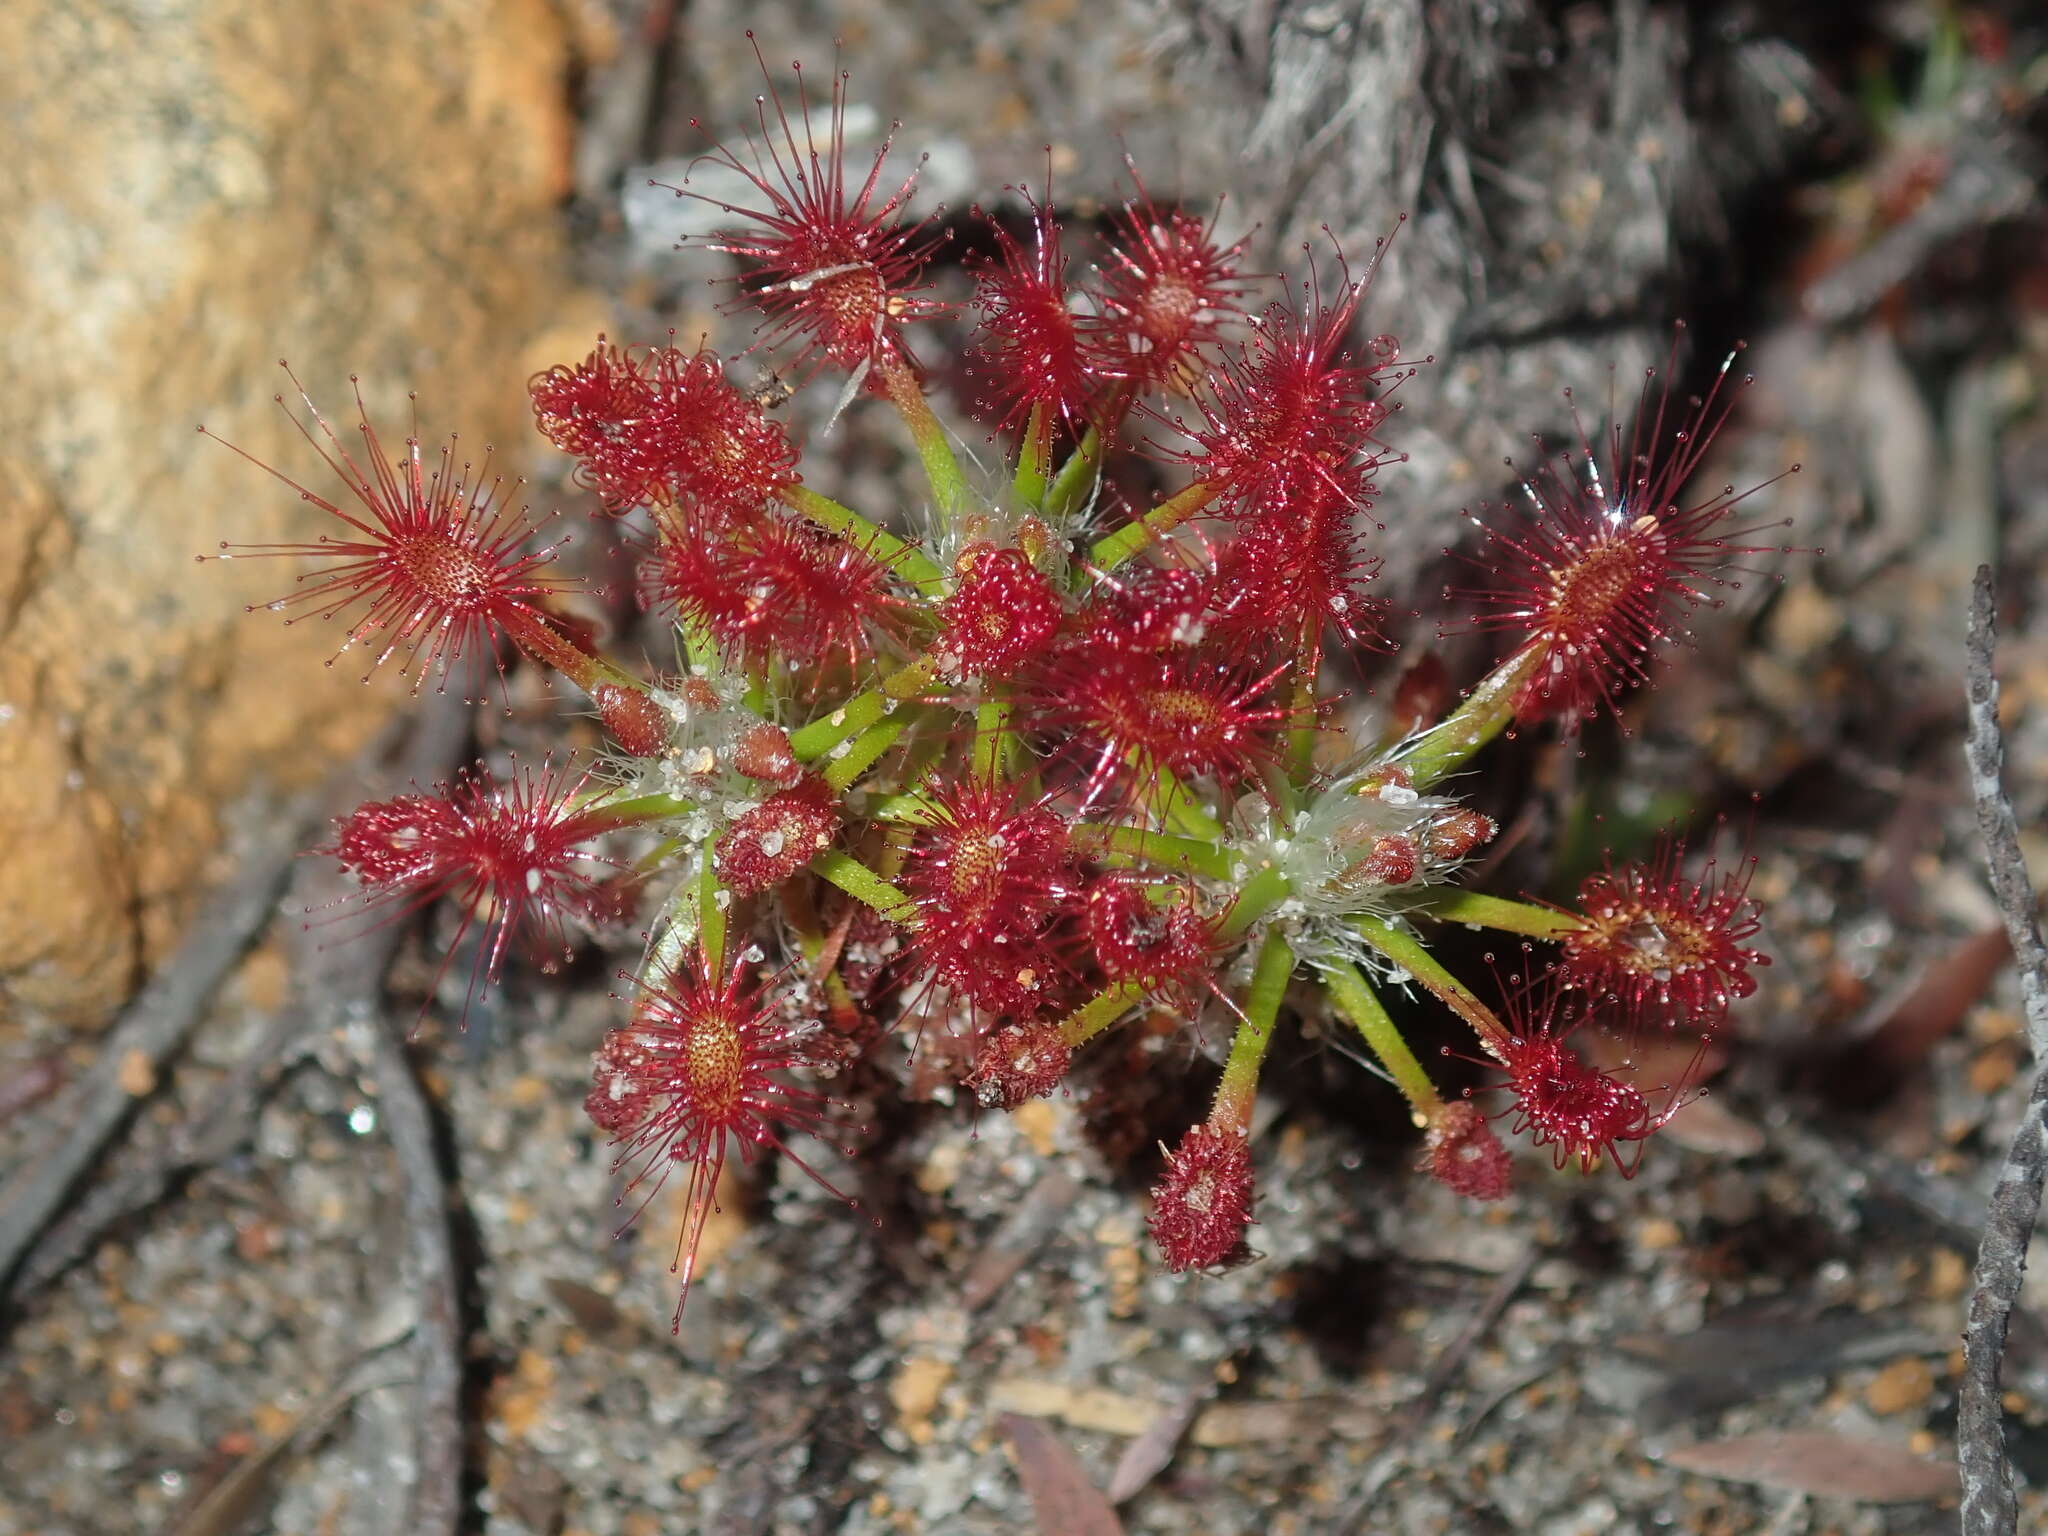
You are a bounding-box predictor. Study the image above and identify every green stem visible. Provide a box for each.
[1070,823,1232,882]
[741,669,770,720]
[876,348,967,521]
[1349,915,1508,1052]
[1042,381,1134,523]
[697,853,727,971]
[647,884,700,979]
[811,850,917,924]
[972,696,1012,781]
[1411,890,1582,941]
[1213,928,1294,1126]
[1013,400,1054,511]
[777,483,946,590]
[1045,423,1102,522]
[1216,864,1292,942]
[881,653,942,702]
[633,836,683,876]
[1152,761,1225,842]
[680,614,721,675]
[1286,646,1321,784]
[1088,480,1219,571]
[1057,980,1148,1048]
[1396,645,1543,790]
[788,654,938,763]
[582,792,691,824]
[865,791,936,824]
[790,691,883,762]
[822,717,908,794]
[1317,960,1442,1122]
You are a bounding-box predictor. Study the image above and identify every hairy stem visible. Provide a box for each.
[822,717,908,794]
[1318,960,1443,1122]
[865,791,936,824]
[777,483,946,590]
[1013,400,1054,510]
[1153,761,1225,842]
[972,696,1013,781]
[1058,980,1148,1049]
[1216,864,1292,942]
[1397,645,1543,790]
[502,609,638,695]
[1045,425,1102,524]
[696,852,727,972]
[789,653,937,762]
[1286,646,1322,784]
[791,691,885,763]
[875,348,967,521]
[1089,480,1220,571]
[1070,823,1233,882]
[680,614,721,675]
[1350,915,1509,1053]
[581,791,693,825]
[1410,891,1582,941]
[810,850,916,924]
[1213,929,1295,1127]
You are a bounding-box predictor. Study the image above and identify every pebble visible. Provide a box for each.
[1009,1099,1059,1157]
[1864,1356,1935,1416]
[1968,1044,2019,1095]
[1635,1217,1683,1251]
[889,1355,953,1445]
[1925,1247,1970,1301]
[116,1049,156,1098]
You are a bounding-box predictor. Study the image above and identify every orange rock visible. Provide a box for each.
[0,0,585,1030]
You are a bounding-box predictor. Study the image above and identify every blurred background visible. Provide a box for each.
[2,1,2046,1532]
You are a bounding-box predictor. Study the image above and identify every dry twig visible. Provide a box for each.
[1958,565,2048,1536]
[1,709,469,1308]
[360,988,466,1536]
[281,692,471,1536]
[0,797,313,1310]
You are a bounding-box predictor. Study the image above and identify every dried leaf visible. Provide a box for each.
[543,1277,634,1343]
[163,1369,397,1536]
[988,1376,1394,1447]
[1615,1312,1939,1429]
[1658,1431,1956,1503]
[961,1171,1079,1311]
[1847,924,2012,1102]
[990,1379,1155,1437]
[1658,1090,1766,1157]
[1106,1383,1211,1503]
[999,1412,1126,1536]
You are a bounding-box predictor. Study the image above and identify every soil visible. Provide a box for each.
[4,3,2046,1534]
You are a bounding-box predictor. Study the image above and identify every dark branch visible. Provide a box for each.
[362,991,466,1536]
[0,798,311,1307]
[1,707,467,1309]
[1959,564,2048,1536]
[282,693,471,1536]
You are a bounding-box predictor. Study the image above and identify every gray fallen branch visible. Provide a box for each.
[1958,565,2048,1536]
[360,981,466,1536]
[281,692,471,1536]
[7,694,472,1529]
[0,793,314,1308]
[2,709,465,1306]
[2,1005,307,1302]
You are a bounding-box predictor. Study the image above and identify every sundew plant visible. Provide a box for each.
[204,44,1801,1326]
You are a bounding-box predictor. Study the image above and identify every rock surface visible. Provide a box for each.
[0,0,583,1024]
